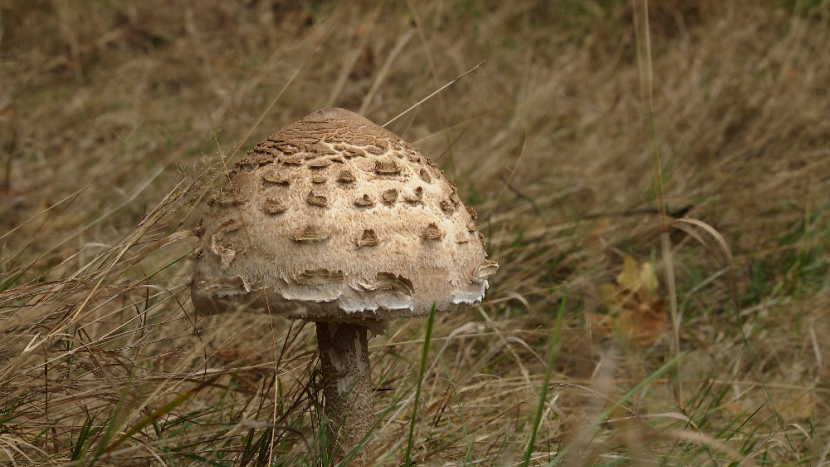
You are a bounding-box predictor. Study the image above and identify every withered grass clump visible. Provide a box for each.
[1,1,828,465]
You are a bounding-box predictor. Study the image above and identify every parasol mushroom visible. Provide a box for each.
[190,108,497,465]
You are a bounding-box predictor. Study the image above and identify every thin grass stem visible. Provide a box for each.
[632,0,683,405]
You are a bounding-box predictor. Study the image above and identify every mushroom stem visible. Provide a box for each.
[315,321,373,466]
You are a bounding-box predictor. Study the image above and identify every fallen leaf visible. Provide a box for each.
[593,255,668,346]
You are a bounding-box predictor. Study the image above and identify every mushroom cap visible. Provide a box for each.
[190,108,497,321]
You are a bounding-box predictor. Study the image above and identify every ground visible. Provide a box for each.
[1,1,829,465]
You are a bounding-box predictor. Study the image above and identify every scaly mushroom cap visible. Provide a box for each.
[190,108,497,321]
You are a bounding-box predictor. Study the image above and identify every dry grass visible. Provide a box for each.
[1,0,829,465]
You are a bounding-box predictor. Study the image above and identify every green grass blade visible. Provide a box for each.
[70,414,98,461]
[404,303,437,467]
[522,291,567,467]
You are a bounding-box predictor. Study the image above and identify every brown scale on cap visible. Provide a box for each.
[354,194,375,207]
[261,169,290,185]
[217,218,241,234]
[238,152,274,168]
[439,199,456,214]
[381,189,398,205]
[191,108,498,467]
[306,191,328,207]
[374,159,402,175]
[263,197,287,215]
[357,229,379,247]
[290,225,327,242]
[363,144,385,155]
[404,186,424,204]
[281,155,304,165]
[308,159,332,170]
[337,169,355,183]
[423,223,443,240]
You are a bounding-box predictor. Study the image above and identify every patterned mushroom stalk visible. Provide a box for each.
[190,108,497,466]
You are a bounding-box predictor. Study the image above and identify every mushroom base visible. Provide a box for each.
[316,322,374,466]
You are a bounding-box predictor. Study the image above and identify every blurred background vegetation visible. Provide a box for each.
[1,0,828,465]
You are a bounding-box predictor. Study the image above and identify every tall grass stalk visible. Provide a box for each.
[632,0,682,404]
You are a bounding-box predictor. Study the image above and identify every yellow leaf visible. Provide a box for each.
[641,261,658,291]
[617,255,641,291]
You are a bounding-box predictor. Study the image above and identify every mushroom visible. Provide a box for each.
[190,108,497,465]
